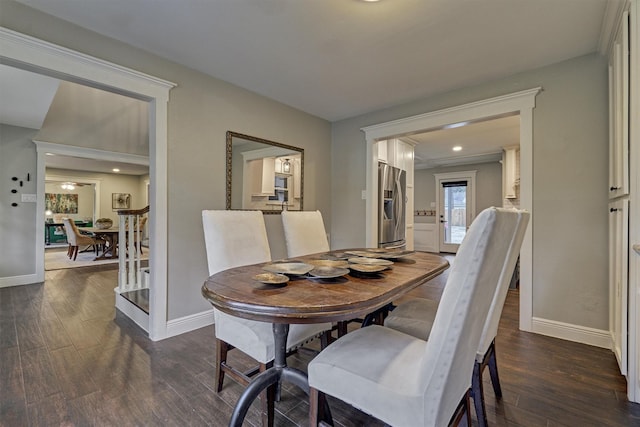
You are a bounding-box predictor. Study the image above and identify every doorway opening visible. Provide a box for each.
[435,171,477,253]
[362,87,540,332]
[2,28,174,340]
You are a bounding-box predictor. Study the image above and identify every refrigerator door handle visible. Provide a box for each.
[394,173,403,238]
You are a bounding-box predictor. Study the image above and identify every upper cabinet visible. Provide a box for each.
[502,145,520,200]
[609,10,630,199]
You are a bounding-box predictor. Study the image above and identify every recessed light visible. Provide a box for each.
[452,146,462,152]
[112,168,120,172]
[45,153,54,156]
[445,121,469,130]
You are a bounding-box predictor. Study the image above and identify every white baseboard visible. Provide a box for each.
[0,273,41,288]
[115,292,149,332]
[165,309,215,339]
[531,317,611,349]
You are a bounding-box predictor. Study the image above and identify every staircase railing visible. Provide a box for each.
[117,205,149,292]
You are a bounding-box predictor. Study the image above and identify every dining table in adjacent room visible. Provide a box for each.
[78,226,120,260]
[201,249,449,426]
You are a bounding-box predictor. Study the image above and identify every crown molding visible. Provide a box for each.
[598,0,630,56]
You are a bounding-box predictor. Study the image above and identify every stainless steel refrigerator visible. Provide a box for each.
[378,162,406,248]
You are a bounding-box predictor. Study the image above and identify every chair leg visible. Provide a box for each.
[448,389,472,427]
[309,387,320,427]
[487,341,503,398]
[72,246,79,260]
[215,339,275,427]
[320,330,330,349]
[215,338,228,392]
[471,361,488,427]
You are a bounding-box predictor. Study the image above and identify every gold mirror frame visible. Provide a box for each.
[226,131,304,214]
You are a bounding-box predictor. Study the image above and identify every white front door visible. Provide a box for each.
[435,171,476,254]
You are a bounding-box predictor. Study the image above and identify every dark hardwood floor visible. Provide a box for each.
[1,260,639,426]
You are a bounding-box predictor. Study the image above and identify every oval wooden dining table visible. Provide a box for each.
[202,250,449,426]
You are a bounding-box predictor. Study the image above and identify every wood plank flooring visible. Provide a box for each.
[1,261,639,426]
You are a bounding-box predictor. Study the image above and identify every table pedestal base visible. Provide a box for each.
[229,323,332,427]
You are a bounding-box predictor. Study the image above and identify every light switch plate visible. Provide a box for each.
[361,190,367,200]
[21,193,37,203]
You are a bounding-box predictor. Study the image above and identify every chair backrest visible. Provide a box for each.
[420,207,521,425]
[61,218,78,246]
[281,210,330,258]
[477,209,529,356]
[202,210,272,276]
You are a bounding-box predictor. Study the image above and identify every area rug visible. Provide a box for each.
[45,247,148,270]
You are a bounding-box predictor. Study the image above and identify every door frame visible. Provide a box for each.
[434,170,477,253]
[362,87,540,332]
[1,27,175,341]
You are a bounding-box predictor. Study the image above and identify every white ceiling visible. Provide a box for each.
[409,114,520,169]
[45,154,149,176]
[5,0,612,169]
[0,64,59,129]
[15,0,610,122]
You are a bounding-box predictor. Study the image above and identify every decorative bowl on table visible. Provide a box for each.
[95,218,113,229]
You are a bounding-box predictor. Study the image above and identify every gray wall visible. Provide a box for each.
[37,82,149,155]
[414,161,503,224]
[0,124,38,277]
[331,53,609,330]
[1,1,332,320]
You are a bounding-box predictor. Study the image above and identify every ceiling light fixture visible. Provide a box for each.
[444,121,470,130]
[452,146,462,152]
[61,182,75,190]
[112,168,120,172]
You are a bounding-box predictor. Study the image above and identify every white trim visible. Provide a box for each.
[362,87,540,333]
[598,0,631,55]
[35,141,149,166]
[1,27,175,341]
[115,292,149,332]
[531,317,612,349]
[165,309,215,339]
[0,27,174,99]
[0,274,40,288]
[627,0,640,403]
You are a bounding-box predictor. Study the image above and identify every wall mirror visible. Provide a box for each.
[226,131,304,213]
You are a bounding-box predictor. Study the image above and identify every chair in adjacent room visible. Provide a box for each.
[202,210,332,427]
[307,207,522,427]
[383,208,529,427]
[62,218,104,260]
[281,210,330,257]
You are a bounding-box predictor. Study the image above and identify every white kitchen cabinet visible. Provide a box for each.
[377,139,388,164]
[502,146,519,199]
[414,223,437,252]
[293,158,301,199]
[609,11,630,199]
[609,199,629,375]
[248,157,275,196]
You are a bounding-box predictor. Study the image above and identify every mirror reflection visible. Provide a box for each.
[226,131,303,213]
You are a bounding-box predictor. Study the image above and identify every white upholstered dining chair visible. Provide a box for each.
[383,208,530,427]
[201,210,332,427]
[307,207,522,427]
[281,210,330,258]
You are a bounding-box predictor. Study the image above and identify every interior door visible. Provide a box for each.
[439,180,471,253]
